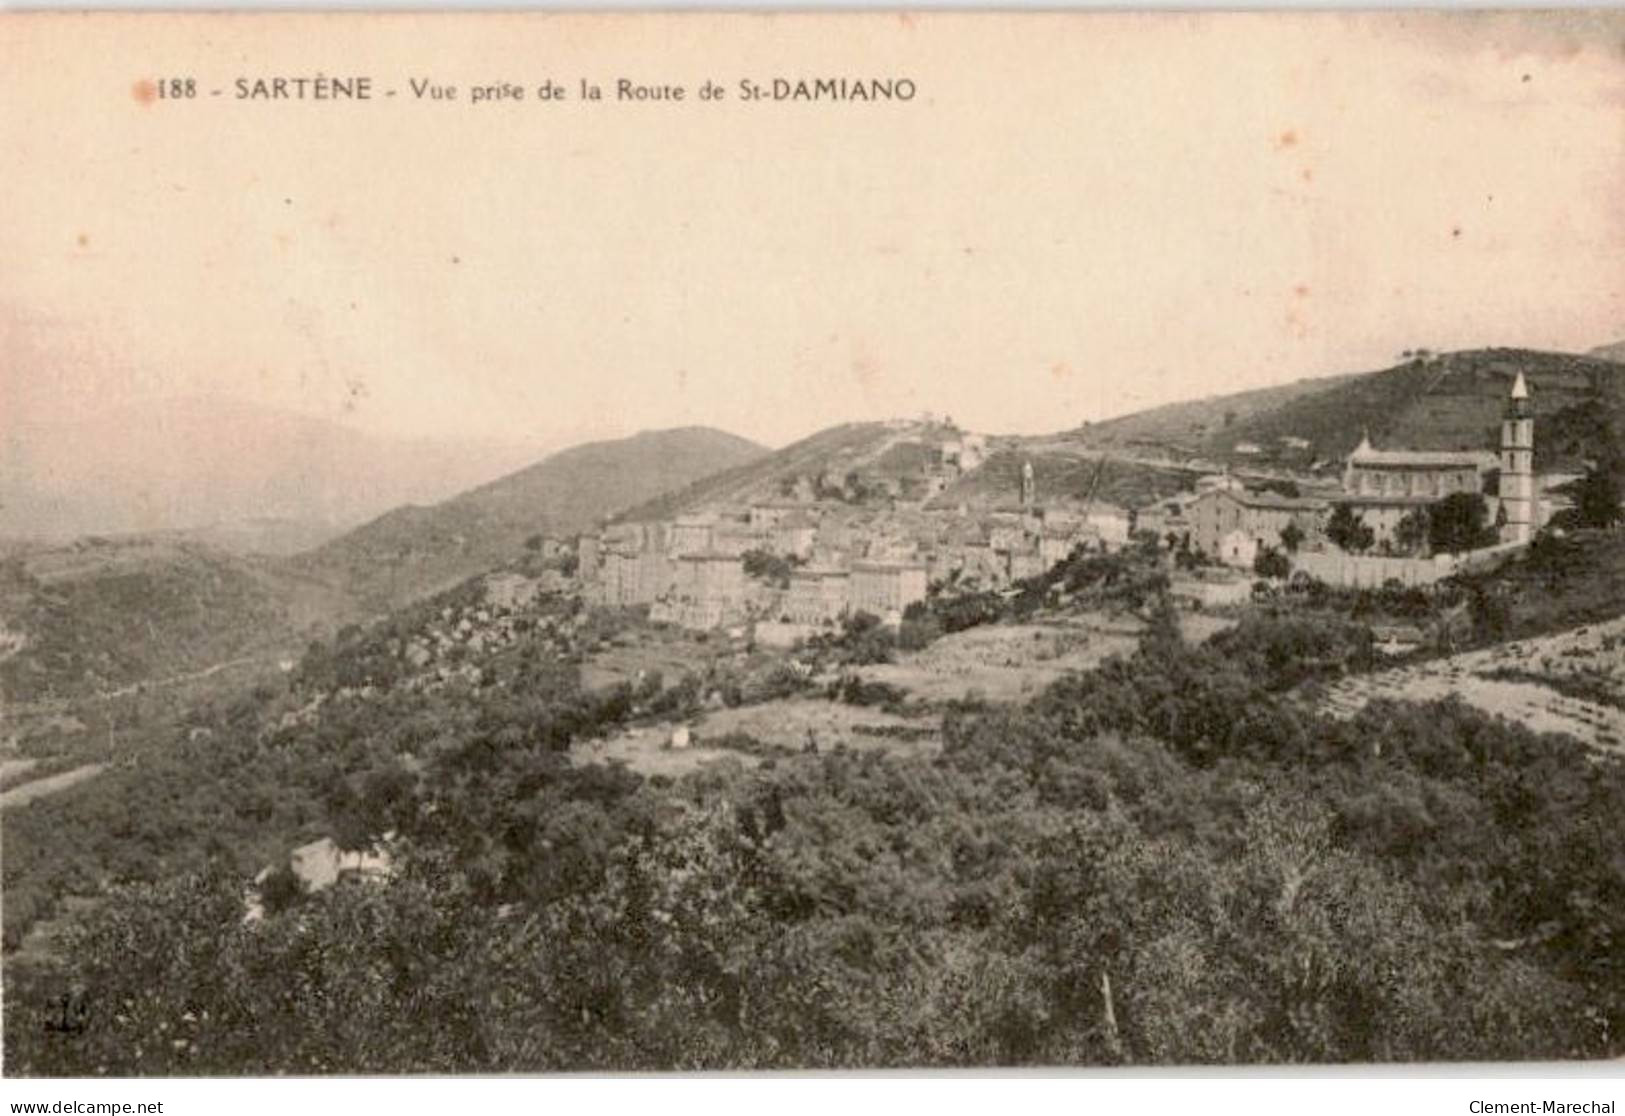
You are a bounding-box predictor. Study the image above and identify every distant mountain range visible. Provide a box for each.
[0,395,560,547]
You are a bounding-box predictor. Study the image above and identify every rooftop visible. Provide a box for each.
[1337,494,1446,507]
[1204,488,1328,512]
[676,549,742,563]
[792,566,850,580]
[1349,436,1498,470]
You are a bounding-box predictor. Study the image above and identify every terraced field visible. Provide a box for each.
[1320,616,1625,752]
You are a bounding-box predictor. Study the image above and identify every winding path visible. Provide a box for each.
[0,763,108,809]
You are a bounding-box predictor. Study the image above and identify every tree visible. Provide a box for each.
[742,549,792,587]
[1278,521,1304,555]
[1326,504,1374,553]
[1394,509,1430,556]
[1258,479,1302,499]
[837,611,895,665]
[843,471,872,504]
[1253,547,1291,581]
[1573,466,1624,529]
[1428,493,1496,555]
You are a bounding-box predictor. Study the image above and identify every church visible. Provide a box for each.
[1339,372,1537,549]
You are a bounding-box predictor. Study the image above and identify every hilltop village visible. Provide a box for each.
[556,374,1564,634]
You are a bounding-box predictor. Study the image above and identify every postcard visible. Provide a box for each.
[2,10,1624,1082]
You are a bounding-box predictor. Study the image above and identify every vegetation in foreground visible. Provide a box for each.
[6,567,1624,1071]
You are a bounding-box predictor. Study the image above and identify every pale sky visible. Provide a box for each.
[3,11,1622,450]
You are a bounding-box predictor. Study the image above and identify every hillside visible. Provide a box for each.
[1072,373,1361,453]
[1590,340,1625,364]
[294,427,767,610]
[616,422,903,521]
[929,449,1196,513]
[619,417,1278,525]
[0,536,348,704]
[1179,349,1621,470]
[12,517,1625,1069]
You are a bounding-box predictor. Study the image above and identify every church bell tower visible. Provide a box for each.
[1500,371,1535,544]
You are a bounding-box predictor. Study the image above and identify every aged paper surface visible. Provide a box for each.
[3,10,1625,1085]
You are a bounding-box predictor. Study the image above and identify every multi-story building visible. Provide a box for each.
[849,561,928,618]
[1007,547,1047,582]
[576,533,601,581]
[711,523,768,558]
[749,502,806,530]
[772,512,818,560]
[785,566,851,625]
[670,550,746,629]
[1137,492,1200,545]
[1191,488,1327,564]
[596,544,641,606]
[669,515,717,556]
[1039,529,1082,571]
[1084,504,1132,549]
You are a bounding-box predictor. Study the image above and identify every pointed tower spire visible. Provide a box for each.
[1501,371,1535,544]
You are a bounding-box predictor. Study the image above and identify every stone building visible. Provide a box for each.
[749,502,806,530]
[849,560,928,618]
[1039,529,1083,571]
[669,551,746,629]
[1137,492,1199,544]
[595,544,640,606]
[576,533,601,581]
[710,523,768,558]
[1191,488,1326,563]
[785,566,851,625]
[1338,436,1498,548]
[772,512,818,560]
[1083,504,1132,549]
[1499,372,1535,544]
[669,514,717,556]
